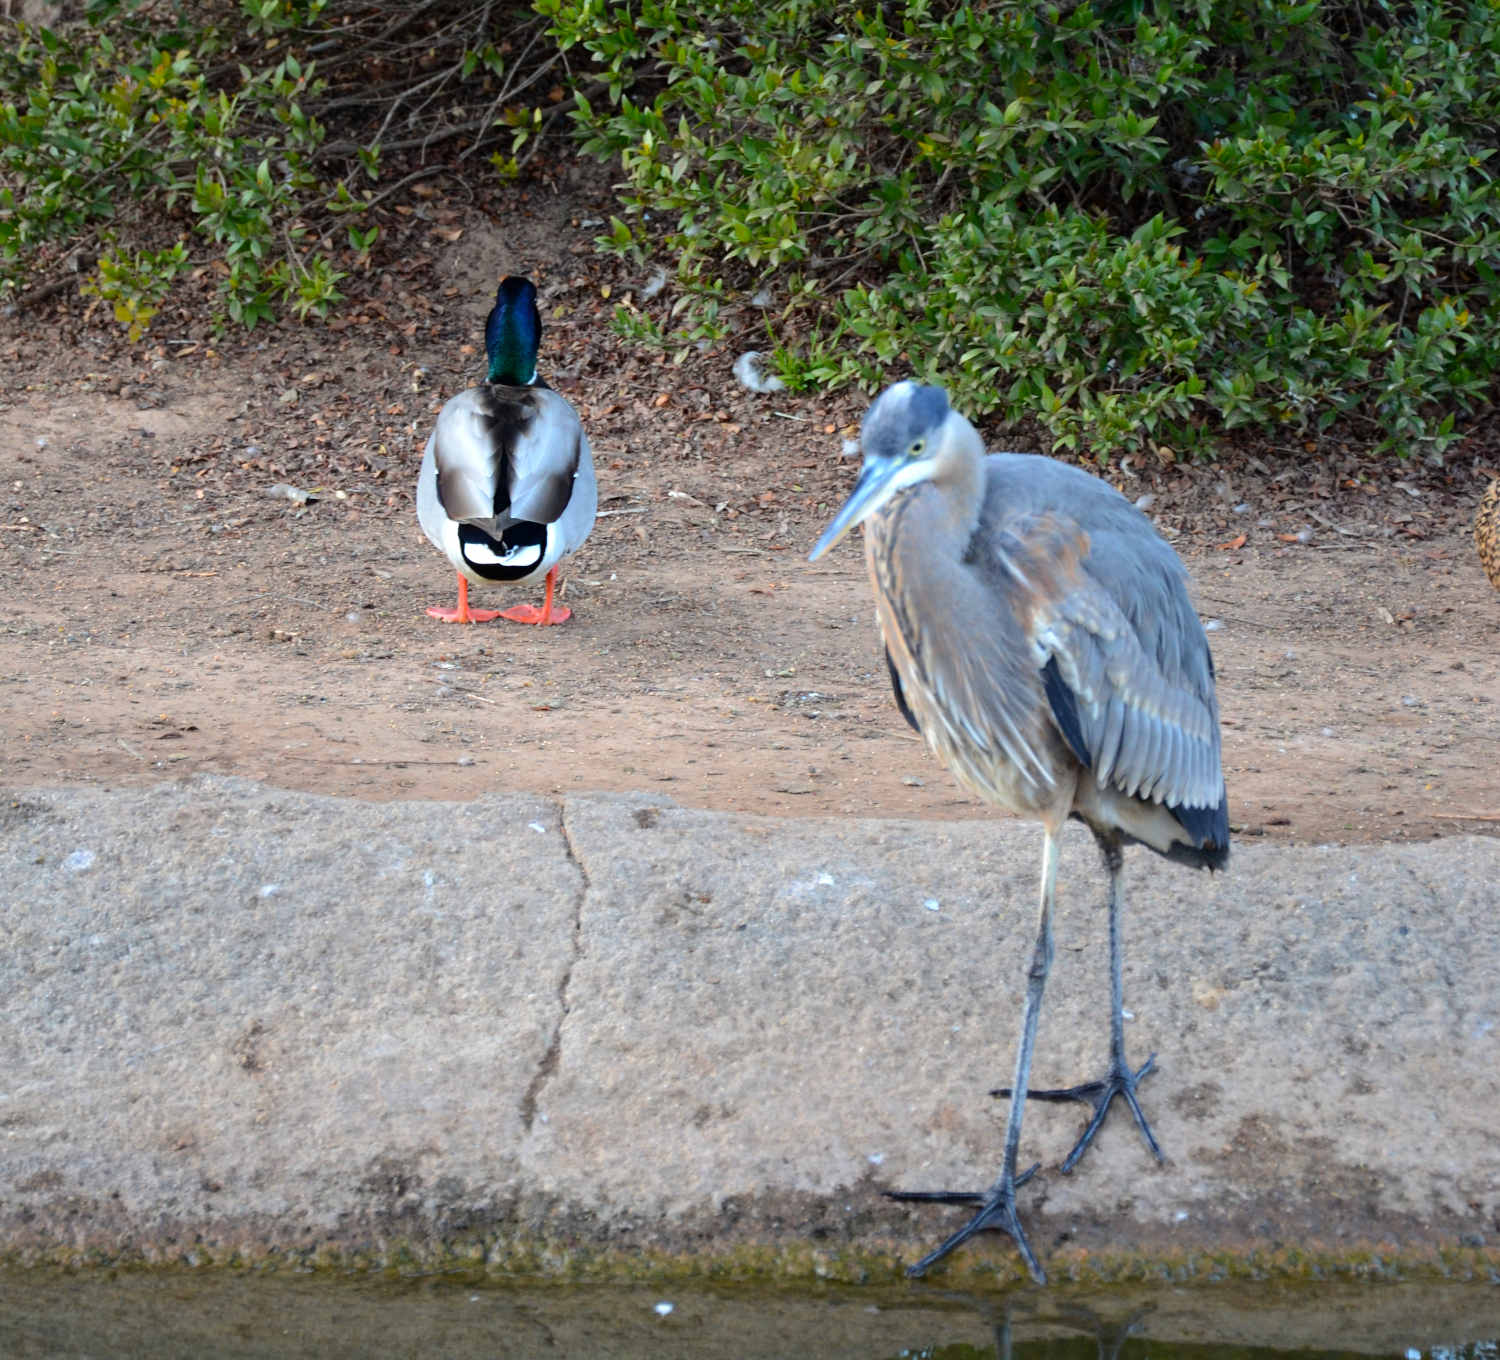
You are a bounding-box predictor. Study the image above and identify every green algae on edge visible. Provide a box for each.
[2,1232,1498,1289]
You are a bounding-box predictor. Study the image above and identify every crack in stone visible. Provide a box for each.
[520,797,587,1133]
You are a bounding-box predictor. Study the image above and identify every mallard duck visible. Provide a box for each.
[1478,478,1500,593]
[417,276,596,625]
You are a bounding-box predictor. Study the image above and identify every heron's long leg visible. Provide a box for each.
[993,831,1163,1174]
[885,828,1061,1285]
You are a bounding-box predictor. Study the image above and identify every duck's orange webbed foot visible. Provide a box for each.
[427,575,501,624]
[498,567,571,626]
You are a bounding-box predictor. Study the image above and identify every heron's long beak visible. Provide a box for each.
[808,456,902,561]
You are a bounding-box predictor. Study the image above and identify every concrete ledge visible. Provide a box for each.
[3,777,1497,1281]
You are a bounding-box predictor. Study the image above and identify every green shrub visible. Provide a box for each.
[0,5,349,332]
[544,0,1500,458]
[0,0,554,336]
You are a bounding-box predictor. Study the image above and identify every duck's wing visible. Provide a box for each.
[504,387,588,529]
[429,386,584,530]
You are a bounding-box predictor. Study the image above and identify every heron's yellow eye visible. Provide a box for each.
[908,438,926,457]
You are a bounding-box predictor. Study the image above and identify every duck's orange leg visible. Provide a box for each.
[427,574,502,624]
[498,566,572,626]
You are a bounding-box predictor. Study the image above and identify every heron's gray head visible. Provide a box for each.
[809,382,977,560]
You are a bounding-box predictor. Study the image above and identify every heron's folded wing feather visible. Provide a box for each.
[986,509,1223,811]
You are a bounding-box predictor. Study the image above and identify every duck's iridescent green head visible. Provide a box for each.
[484,276,541,385]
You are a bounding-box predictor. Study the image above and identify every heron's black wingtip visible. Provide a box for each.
[1167,794,1230,870]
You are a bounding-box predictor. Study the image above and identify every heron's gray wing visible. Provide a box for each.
[970,471,1223,812]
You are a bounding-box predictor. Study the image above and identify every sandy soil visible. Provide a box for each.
[3,163,1498,846]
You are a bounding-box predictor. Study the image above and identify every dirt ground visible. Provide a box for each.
[3,161,1498,847]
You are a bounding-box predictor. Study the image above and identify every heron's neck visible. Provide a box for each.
[926,434,986,556]
[866,475,981,642]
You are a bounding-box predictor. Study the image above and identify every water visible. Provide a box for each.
[1,1272,1497,1358]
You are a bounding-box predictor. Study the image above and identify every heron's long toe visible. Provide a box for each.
[993,1053,1162,1174]
[886,1162,1044,1283]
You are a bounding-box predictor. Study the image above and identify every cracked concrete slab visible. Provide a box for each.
[2,779,580,1247]
[2,776,1498,1278]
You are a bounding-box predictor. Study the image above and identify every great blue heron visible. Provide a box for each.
[809,381,1229,1284]
[417,276,597,625]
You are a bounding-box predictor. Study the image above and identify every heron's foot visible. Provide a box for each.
[993,1052,1162,1174]
[885,1162,1044,1284]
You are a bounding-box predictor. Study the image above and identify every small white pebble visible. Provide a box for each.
[841,438,860,458]
[901,775,924,787]
[64,848,95,873]
[345,611,360,623]
[653,1301,674,1317]
[867,1152,885,1166]
[923,898,940,912]
[1321,727,1335,737]
[36,436,48,449]
[817,872,835,886]
[1122,1008,1135,1020]
[457,755,475,767]
[1402,695,1420,707]
[1174,1209,1189,1222]
[1135,493,1157,512]
[1203,618,1223,632]
[258,884,280,899]
[528,821,547,834]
